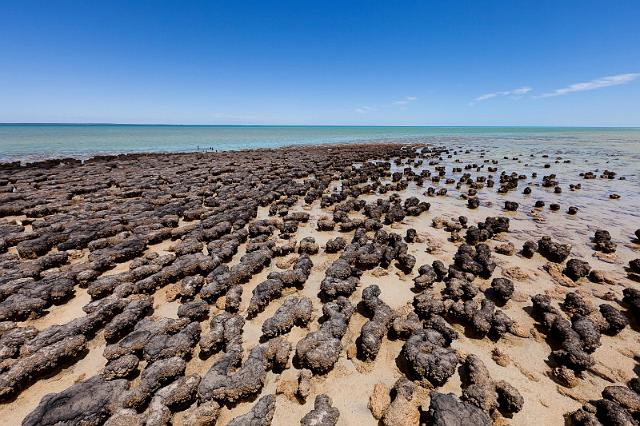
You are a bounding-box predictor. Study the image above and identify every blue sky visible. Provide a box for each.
[1,1,639,125]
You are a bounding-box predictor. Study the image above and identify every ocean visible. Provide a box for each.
[0,125,639,173]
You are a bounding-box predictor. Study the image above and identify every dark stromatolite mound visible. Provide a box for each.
[442,277,479,301]
[324,236,346,253]
[245,254,313,318]
[104,298,153,343]
[405,228,418,243]
[504,201,519,211]
[538,236,571,263]
[490,277,514,304]
[200,249,272,304]
[141,320,201,363]
[246,278,284,317]
[103,316,190,361]
[200,311,245,358]
[296,297,354,374]
[121,356,187,410]
[411,294,459,343]
[521,240,537,258]
[447,299,514,340]
[298,237,320,255]
[599,304,628,335]
[145,374,200,424]
[334,227,413,274]
[602,385,640,412]
[0,273,76,321]
[319,258,361,299]
[427,392,491,426]
[391,311,423,340]
[177,299,210,322]
[227,394,276,426]
[464,217,509,245]
[261,295,313,338]
[567,384,640,425]
[23,376,129,426]
[357,285,396,360]
[564,259,591,281]
[0,323,38,363]
[452,243,496,280]
[622,288,640,321]
[593,229,617,253]
[102,354,139,380]
[17,296,127,358]
[413,264,439,290]
[460,354,524,417]
[301,394,340,426]
[198,338,290,403]
[530,294,598,372]
[561,292,596,317]
[0,335,87,401]
[401,329,458,386]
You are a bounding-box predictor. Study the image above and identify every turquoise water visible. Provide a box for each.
[0,125,639,168]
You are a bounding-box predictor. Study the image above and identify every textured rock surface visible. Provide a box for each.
[23,376,129,426]
[300,394,340,426]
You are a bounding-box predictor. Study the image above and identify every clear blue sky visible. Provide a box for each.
[1,1,639,126]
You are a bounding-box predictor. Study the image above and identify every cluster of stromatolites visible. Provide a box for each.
[0,141,638,425]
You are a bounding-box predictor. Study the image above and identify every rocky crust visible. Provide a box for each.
[295,297,354,374]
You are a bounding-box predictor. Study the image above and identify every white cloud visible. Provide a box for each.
[472,86,532,104]
[393,96,418,105]
[355,96,417,113]
[538,73,640,98]
[355,106,376,114]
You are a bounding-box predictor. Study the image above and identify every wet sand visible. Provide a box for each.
[0,143,639,425]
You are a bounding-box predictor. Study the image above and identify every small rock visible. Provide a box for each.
[382,379,420,426]
[602,385,640,411]
[491,348,510,367]
[368,383,391,420]
[588,269,605,283]
[495,242,515,256]
[564,259,591,281]
[553,366,579,388]
[504,201,519,212]
[521,241,537,258]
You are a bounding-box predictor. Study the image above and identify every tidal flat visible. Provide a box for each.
[0,143,639,425]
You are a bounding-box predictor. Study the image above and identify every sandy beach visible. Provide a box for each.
[0,142,639,425]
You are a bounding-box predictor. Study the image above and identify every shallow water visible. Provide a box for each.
[1,125,639,167]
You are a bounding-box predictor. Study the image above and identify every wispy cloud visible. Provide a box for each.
[538,73,640,98]
[393,96,418,105]
[355,106,376,114]
[471,86,531,105]
[355,96,418,113]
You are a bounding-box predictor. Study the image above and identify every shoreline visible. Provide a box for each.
[2,126,639,167]
[0,140,423,167]
[0,142,639,425]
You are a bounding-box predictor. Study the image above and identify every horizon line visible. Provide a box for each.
[1,122,640,128]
